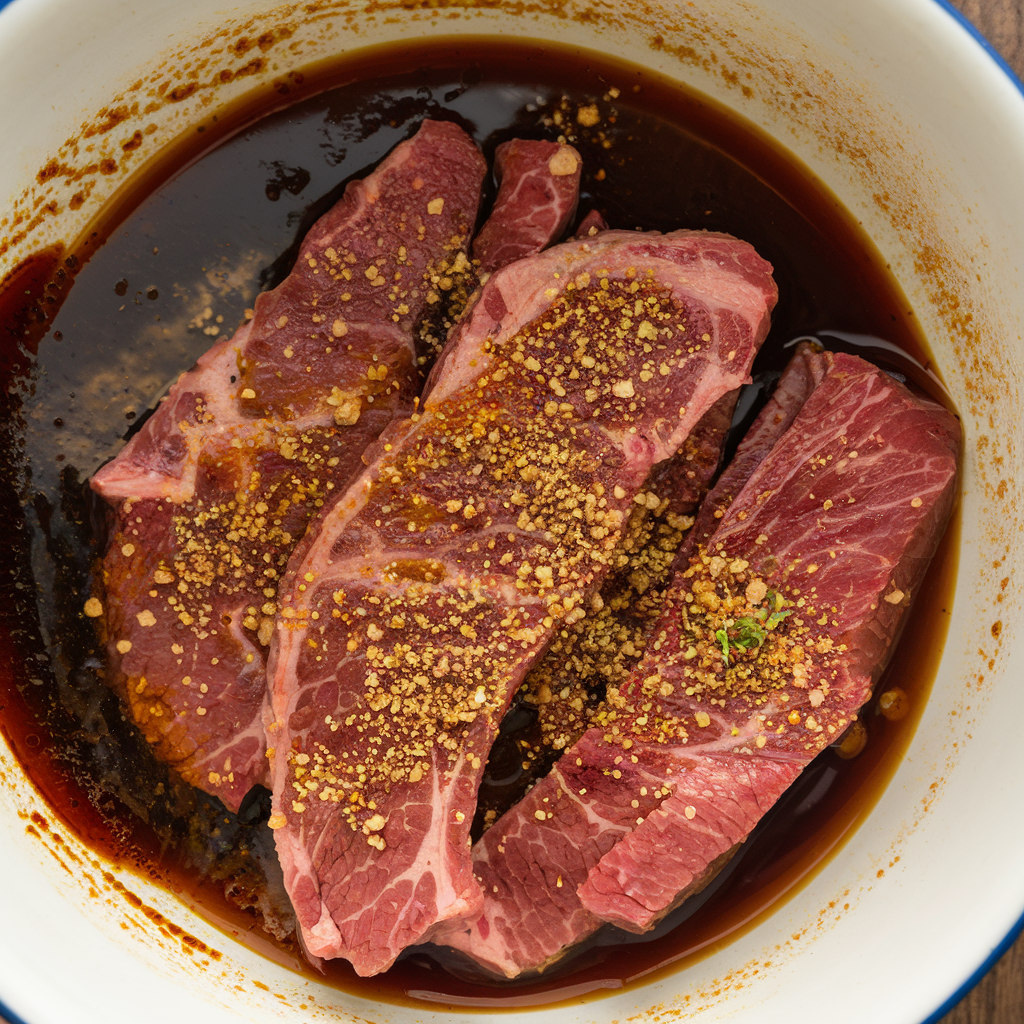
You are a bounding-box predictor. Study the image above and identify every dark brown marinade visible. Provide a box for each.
[0,36,958,1010]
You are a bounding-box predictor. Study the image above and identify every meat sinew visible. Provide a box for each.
[265,229,778,975]
[434,348,960,977]
[90,120,486,811]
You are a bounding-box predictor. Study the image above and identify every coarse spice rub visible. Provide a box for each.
[602,553,828,748]
[266,228,777,975]
[90,120,486,811]
[435,350,960,978]
[477,391,737,829]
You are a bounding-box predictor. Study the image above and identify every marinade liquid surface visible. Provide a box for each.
[0,37,957,1010]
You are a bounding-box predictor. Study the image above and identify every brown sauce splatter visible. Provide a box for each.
[0,36,958,1009]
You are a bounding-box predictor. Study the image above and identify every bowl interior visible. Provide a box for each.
[1,1,1022,1023]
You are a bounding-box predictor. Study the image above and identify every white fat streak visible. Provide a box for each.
[91,328,247,501]
[505,150,570,219]
[190,599,267,778]
[286,460,387,594]
[555,765,643,834]
[379,750,480,962]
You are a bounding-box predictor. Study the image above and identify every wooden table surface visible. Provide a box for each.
[935,0,1024,1018]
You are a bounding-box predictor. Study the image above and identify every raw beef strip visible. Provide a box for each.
[477,390,739,829]
[435,349,959,976]
[472,140,581,273]
[681,341,830,558]
[266,228,777,975]
[579,355,960,926]
[575,209,609,238]
[90,120,486,811]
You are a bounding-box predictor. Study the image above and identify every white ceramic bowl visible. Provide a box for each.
[1,1,1022,1022]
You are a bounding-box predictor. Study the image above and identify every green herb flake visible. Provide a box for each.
[715,628,730,661]
[732,617,767,650]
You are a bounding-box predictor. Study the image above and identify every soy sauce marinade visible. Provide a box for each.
[0,38,957,1008]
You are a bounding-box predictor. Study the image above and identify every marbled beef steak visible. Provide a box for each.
[266,228,777,975]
